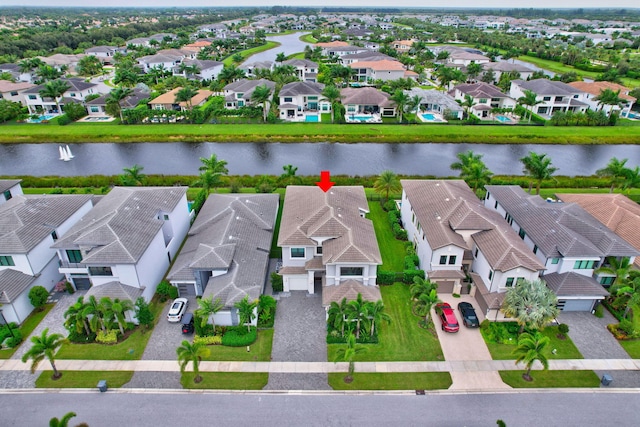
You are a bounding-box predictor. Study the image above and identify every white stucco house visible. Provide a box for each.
[450,82,517,118]
[509,79,589,118]
[167,194,279,326]
[0,182,94,324]
[277,186,382,309]
[0,179,23,206]
[278,81,330,121]
[52,187,190,303]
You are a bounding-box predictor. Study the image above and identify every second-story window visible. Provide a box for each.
[290,248,305,258]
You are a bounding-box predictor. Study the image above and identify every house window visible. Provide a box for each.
[290,248,305,258]
[236,93,244,99]
[316,246,323,255]
[518,228,526,239]
[88,266,113,276]
[494,200,498,209]
[439,255,447,265]
[341,267,363,276]
[554,96,563,102]
[0,255,15,266]
[574,260,596,269]
[29,95,37,100]
[90,107,100,113]
[488,270,493,281]
[551,258,559,264]
[516,277,525,285]
[70,93,76,97]
[506,277,514,287]
[543,96,551,101]
[308,96,318,101]
[66,250,83,263]
[479,98,487,104]
[163,214,169,220]
[533,245,538,254]
[10,91,18,96]
[448,255,457,265]
[474,248,478,258]
[600,276,615,286]
[3,190,11,201]
[284,97,293,103]
[51,230,58,240]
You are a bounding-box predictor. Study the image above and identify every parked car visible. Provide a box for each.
[435,302,459,333]
[458,302,480,328]
[167,297,188,322]
[181,312,194,334]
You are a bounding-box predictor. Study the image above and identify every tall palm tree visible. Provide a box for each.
[234,296,258,333]
[596,157,629,193]
[275,52,287,64]
[63,296,90,336]
[121,164,146,186]
[466,62,482,82]
[451,150,484,172]
[365,299,392,337]
[175,86,198,123]
[594,88,624,118]
[195,296,223,329]
[333,333,366,383]
[217,65,245,86]
[193,170,219,194]
[512,332,550,381]
[327,297,350,337]
[390,90,410,123]
[463,161,494,193]
[39,79,70,114]
[251,84,272,123]
[345,293,371,339]
[622,166,640,194]
[101,297,134,335]
[176,340,210,383]
[105,87,134,123]
[414,289,441,325]
[460,94,476,119]
[321,84,342,123]
[373,170,402,203]
[502,279,559,334]
[520,151,558,195]
[280,164,298,186]
[410,276,437,300]
[517,89,542,123]
[595,257,632,290]
[82,295,106,333]
[21,328,65,379]
[198,153,228,192]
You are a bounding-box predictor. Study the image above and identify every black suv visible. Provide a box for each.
[181,312,194,334]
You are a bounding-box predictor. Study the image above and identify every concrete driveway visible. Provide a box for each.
[433,294,509,390]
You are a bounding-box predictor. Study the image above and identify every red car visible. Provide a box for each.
[436,303,460,333]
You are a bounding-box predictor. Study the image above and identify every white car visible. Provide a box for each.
[167,298,188,322]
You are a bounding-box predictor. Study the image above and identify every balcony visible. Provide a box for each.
[58,260,87,273]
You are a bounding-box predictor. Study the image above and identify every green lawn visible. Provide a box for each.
[619,339,640,358]
[368,201,406,271]
[180,372,268,389]
[35,370,134,388]
[328,283,444,362]
[329,372,452,390]
[270,191,285,258]
[202,328,274,361]
[481,325,583,360]
[222,41,280,66]
[0,303,54,359]
[299,33,317,43]
[499,370,600,388]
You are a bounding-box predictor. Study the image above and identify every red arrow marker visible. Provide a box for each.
[316,170,335,193]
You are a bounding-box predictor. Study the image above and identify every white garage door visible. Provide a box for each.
[287,275,308,291]
[560,299,594,312]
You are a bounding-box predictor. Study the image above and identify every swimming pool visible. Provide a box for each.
[422,113,437,121]
[305,115,319,122]
[28,114,56,123]
[349,115,373,122]
[496,115,512,123]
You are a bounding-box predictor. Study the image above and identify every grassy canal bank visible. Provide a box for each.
[2,121,640,144]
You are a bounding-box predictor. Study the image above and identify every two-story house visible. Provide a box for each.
[485,185,639,311]
[509,79,589,118]
[282,59,318,82]
[172,59,223,81]
[240,61,274,78]
[567,81,636,118]
[481,62,535,84]
[22,78,103,115]
[0,183,93,324]
[348,59,407,83]
[277,186,382,309]
[450,82,517,119]
[339,51,394,66]
[0,81,36,105]
[84,46,126,65]
[404,88,464,120]
[167,194,279,326]
[340,87,396,122]
[148,87,213,111]
[278,81,330,121]
[400,180,544,317]
[223,79,275,109]
[52,187,190,302]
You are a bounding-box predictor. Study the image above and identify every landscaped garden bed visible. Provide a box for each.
[499,370,600,388]
[329,372,452,391]
[35,370,134,388]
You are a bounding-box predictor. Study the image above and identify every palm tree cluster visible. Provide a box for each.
[410,277,440,326]
[64,295,134,339]
[195,153,229,194]
[450,150,494,194]
[327,294,391,340]
[501,279,559,334]
[596,157,640,194]
[597,258,640,323]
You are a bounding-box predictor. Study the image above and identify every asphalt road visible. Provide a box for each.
[2,390,639,426]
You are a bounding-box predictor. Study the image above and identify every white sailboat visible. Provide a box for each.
[65,145,74,159]
[59,145,70,161]
[58,146,66,160]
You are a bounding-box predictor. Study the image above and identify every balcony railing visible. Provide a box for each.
[59,260,86,269]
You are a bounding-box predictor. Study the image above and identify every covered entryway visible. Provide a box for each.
[71,276,91,291]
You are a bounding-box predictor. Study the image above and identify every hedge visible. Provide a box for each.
[221,326,257,347]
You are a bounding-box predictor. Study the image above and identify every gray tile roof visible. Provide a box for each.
[402,180,543,273]
[282,59,318,68]
[22,78,97,94]
[169,194,279,307]
[278,186,381,265]
[341,51,394,61]
[86,89,149,108]
[84,281,144,303]
[52,187,187,264]
[482,61,534,73]
[0,180,21,194]
[180,58,222,71]
[279,81,325,97]
[0,194,93,253]
[485,185,639,258]
[512,79,583,96]
[452,82,509,99]
[543,272,609,298]
[404,88,463,112]
[322,278,381,306]
[0,268,36,303]
[340,87,393,108]
[223,79,275,100]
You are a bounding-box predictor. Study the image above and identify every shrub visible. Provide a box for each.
[156,280,178,301]
[392,223,408,240]
[193,335,222,345]
[594,304,604,318]
[403,269,425,284]
[270,272,283,293]
[191,188,207,216]
[135,297,154,330]
[388,210,400,224]
[4,329,23,348]
[96,329,119,344]
[404,254,420,270]
[377,270,400,285]
[558,323,569,335]
[68,330,96,343]
[383,200,396,212]
[56,114,72,126]
[194,314,215,337]
[62,103,87,121]
[28,286,49,310]
[222,326,257,347]
[65,281,75,294]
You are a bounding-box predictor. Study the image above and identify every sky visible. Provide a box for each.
[6,1,639,10]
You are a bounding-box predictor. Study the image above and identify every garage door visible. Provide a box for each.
[559,299,594,312]
[72,277,91,291]
[287,276,308,291]
[177,283,196,296]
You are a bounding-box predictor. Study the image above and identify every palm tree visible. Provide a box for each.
[175,86,198,123]
[410,276,437,300]
[275,52,287,64]
[120,164,146,186]
[193,170,220,194]
[596,157,629,193]
[321,84,342,123]
[176,340,210,383]
[466,62,482,82]
[460,94,476,119]
[520,151,558,195]
[217,65,245,86]
[101,297,134,335]
[21,328,65,379]
[365,299,391,337]
[327,297,350,337]
[198,153,228,192]
[615,279,640,319]
[280,164,298,186]
[451,150,493,192]
[234,296,258,333]
[82,295,106,333]
[39,79,70,114]
[195,296,223,329]
[251,84,272,123]
[512,332,550,381]
[414,289,441,325]
[345,293,371,339]
[333,333,365,383]
[49,412,77,427]
[622,166,640,194]
[594,88,624,118]
[373,170,402,203]
[63,296,90,336]
[502,279,559,334]
[595,257,632,290]
[451,150,483,172]
[178,63,200,79]
[517,89,542,123]
[105,87,133,123]
[391,90,410,123]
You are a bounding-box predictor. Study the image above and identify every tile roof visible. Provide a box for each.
[0,179,21,194]
[453,82,510,99]
[567,81,636,102]
[169,194,279,307]
[148,87,213,107]
[402,180,543,273]
[512,78,583,96]
[485,185,639,258]
[348,59,405,71]
[315,41,350,47]
[482,61,534,73]
[52,187,187,265]
[279,81,325,97]
[223,79,276,100]
[278,186,381,265]
[322,279,381,306]
[543,272,609,298]
[341,52,394,61]
[22,78,96,94]
[0,194,93,253]
[180,58,223,71]
[404,88,463,112]
[557,193,640,268]
[340,87,393,108]
[84,281,144,302]
[282,59,318,68]
[0,268,36,303]
[0,81,36,93]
